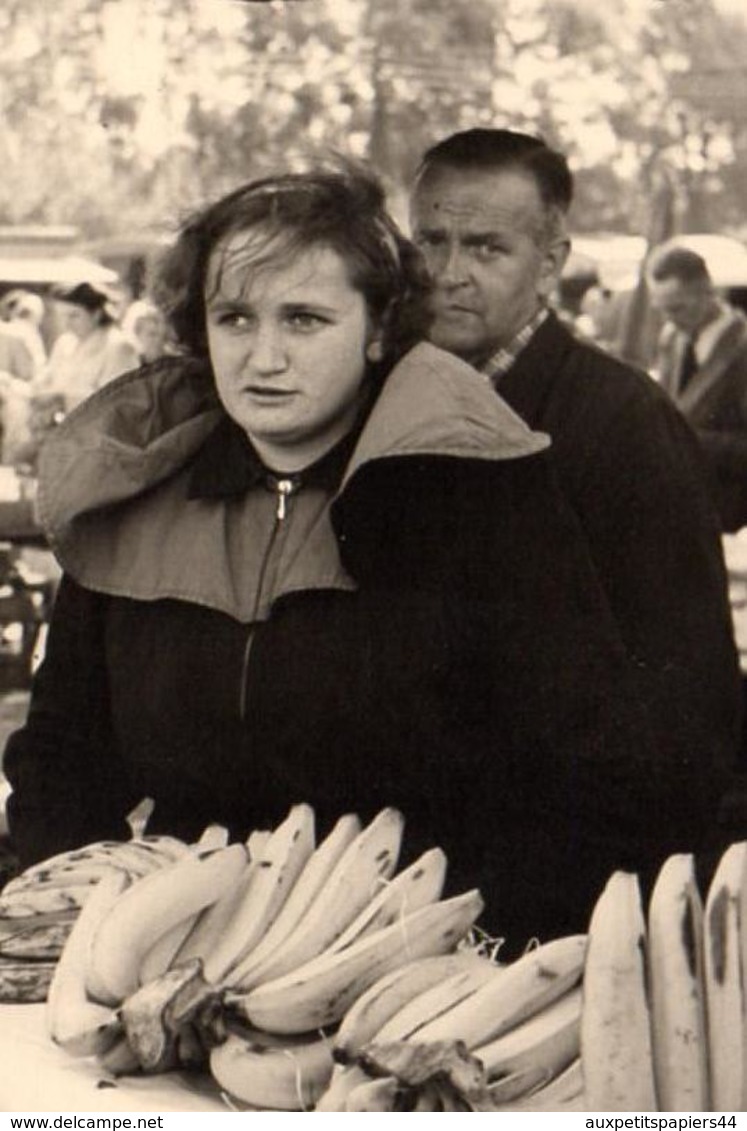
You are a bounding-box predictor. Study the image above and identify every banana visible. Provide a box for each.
[203,804,316,985]
[344,1076,400,1111]
[581,870,657,1112]
[139,914,204,986]
[0,959,57,1002]
[228,808,404,989]
[0,919,73,960]
[334,951,491,1062]
[327,846,447,954]
[314,1065,372,1111]
[209,1030,334,1111]
[490,1057,585,1111]
[125,796,155,839]
[86,842,248,1005]
[245,829,272,860]
[46,867,130,1056]
[0,885,93,919]
[483,1064,551,1105]
[703,840,747,1113]
[228,813,362,991]
[192,824,230,853]
[473,984,582,1084]
[168,860,254,970]
[647,852,709,1111]
[3,862,126,896]
[235,888,484,1035]
[406,933,586,1048]
[372,953,499,1044]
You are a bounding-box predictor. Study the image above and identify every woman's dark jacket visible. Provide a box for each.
[3,344,728,949]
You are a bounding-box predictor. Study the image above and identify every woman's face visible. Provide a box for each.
[205,233,381,471]
[58,302,100,341]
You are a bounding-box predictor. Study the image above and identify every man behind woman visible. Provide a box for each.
[4,166,734,949]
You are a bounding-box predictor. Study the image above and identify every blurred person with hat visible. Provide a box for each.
[43,281,139,413]
[648,243,747,533]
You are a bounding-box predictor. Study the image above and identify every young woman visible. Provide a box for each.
[3,170,722,947]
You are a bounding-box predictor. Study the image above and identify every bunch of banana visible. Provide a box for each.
[43,802,484,1111]
[314,934,586,1111]
[0,821,199,1003]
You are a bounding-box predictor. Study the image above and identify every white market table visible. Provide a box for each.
[0,1005,228,1113]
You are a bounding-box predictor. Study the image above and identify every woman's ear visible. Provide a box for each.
[366,336,384,363]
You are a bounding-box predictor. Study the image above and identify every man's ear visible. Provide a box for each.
[538,237,571,301]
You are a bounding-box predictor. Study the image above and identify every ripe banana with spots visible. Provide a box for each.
[703,840,747,1113]
[86,843,247,1005]
[201,804,316,985]
[227,813,361,991]
[581,870,657,1111]
[209,1030,334,1111]
[235,888,484,1035]
[46,867,130,1055]
[228,808,404,990]
[334,951,491,1062]
[0,919,73,961]
[647,852,709,1111]
[405,933,585,1048]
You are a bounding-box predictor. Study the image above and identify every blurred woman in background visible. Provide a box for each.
[43,282,139,413]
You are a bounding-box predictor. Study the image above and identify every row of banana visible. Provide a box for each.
[42,802,486,1108]
[13,793,747,1112]
[582,840,747,1113]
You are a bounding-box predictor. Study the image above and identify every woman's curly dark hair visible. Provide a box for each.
[153,163,432,377]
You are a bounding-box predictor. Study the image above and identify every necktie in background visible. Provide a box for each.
[678,335,698,392]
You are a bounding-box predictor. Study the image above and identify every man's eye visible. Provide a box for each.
[414,232,444,249]
[471,241,505,261]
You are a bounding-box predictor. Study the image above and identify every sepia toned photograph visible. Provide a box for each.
[0,0,746,1114]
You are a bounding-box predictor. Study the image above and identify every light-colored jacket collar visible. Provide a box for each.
[36,344,549,619]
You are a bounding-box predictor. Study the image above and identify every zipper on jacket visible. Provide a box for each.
[238,476,300,720]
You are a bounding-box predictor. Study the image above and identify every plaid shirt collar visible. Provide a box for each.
[478,307,549,382]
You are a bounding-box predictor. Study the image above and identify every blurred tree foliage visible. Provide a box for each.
[0,0,744,238]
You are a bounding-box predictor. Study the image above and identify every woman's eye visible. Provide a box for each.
[213,310,251,329]
[286,311,327,331]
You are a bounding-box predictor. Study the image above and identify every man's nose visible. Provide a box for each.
[249,323,287,373]
[430,242,470,287]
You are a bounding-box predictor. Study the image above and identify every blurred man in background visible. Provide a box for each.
[409,127,742,866]
[648,244,747,534]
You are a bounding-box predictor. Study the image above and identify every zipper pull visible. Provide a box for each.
[275,478,295,521]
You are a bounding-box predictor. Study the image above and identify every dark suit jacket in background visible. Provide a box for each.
[656,307,747,533]
[492,312,741,871]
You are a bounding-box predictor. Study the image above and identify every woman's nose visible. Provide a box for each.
[249,323,287,373]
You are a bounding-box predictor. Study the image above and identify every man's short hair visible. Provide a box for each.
[414,128,574,218]
[648,244,711,286]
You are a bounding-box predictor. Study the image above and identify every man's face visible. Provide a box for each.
[648,275,714,337]
[410,165,569,366]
